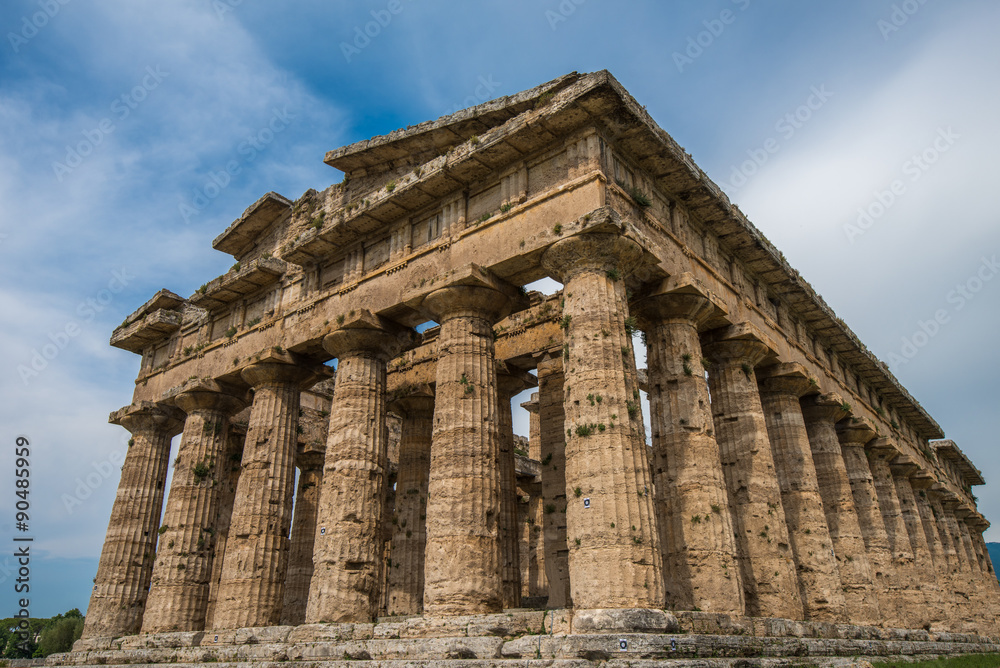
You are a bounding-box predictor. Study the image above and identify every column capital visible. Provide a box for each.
[110,401,185,436]
[834,414,877,445]
[322,309,415,360]
[908,467,937,489]
[407,263,527,323]
[867,437,901,458]
[387,383,435,417]
[541,232,644,283]
[757,362,815,398]
[171,380,248,416]
[803,392,851,425]
[241,361,326,390]
[519,391,539,414]
[632,273,725,331]
[702,323,778,368]
[888,454,921,477]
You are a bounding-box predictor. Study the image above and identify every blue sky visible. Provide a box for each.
[1,0,998,617]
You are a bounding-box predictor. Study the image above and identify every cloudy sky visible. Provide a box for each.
[1,0,998,617]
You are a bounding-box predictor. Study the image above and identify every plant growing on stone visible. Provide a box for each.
[553,224,562,235]
[606,268,620,281]
[500,202,513,213]
[741,362,753,378]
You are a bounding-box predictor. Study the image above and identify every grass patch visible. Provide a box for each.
[872,655,1000,668]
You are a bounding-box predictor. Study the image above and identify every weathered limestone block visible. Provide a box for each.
[866,438,925,630]
[837,417,902,628]
[142,385,247,633]
[279,450,323,625]
[419,270,523,615]
[801,395,881,625]
[497,367,532,609]
[213,358,319,629]
[890,457,948,630]
[385,387,434,616]
[633,279,744,615]
[542,232,664,609]
[204,427,244,629]
[83,402,184,638]
[537,353,570,608]
[307,312,414,623]
[757,363,847,622]
[702,325,801,620]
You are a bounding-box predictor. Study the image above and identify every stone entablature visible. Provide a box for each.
[88,70,997,645]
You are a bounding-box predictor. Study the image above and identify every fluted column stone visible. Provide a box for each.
[542,233,664,610]
[633,279,743,615]
[837,417,902,627]
[497,367,532,609]
[204,428,244,630]
[83,402,184,638]
[280,451,324,625]
[801,395,881,625]
[757,364,846,622]
[306,312,413,623]
[866,438,924,629]
[141,385,246,633]
[702,325,801,620]
[213,359,318,629]
[890,457,947,629]
[420,273,521,615]
[385,388,434,616]
[537,354,570,608]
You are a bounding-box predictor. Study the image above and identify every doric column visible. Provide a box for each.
[141,384,246,633]
[890,456,947,629]
[542,233,664,609]
[518,392,548,600]
[522,392,541,461]
[702,324,801,620]
[204,427,244,629]
[801,395,880,625]
[910,474,950,581]
[419,267,523,615]
[306,311,413,623]
[536,353,570,608]
[497,366,533,609]
[952,507,981,573]
[866,438,924,629]
[280,450,323,625]
[836,417,902,627]
[385,387,434,616]
[213,357,318,629]
[632,277,743,615]
[757,364,846,622]
[83,402,184,639]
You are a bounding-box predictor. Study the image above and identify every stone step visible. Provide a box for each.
[49,631,1000,667]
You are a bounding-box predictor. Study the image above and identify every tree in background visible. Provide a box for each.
[1,609,84,658]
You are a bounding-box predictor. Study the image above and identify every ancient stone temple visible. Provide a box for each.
[68,71,1000,666]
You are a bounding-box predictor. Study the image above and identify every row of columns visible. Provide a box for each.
[85,231,999,640]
